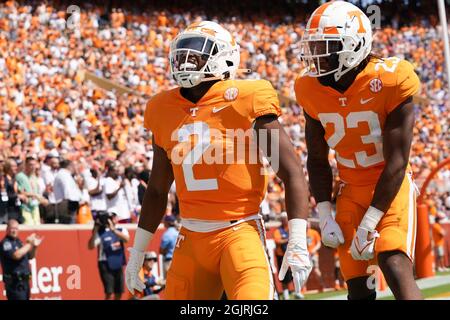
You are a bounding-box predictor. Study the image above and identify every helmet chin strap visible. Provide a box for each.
[237,68,252,74]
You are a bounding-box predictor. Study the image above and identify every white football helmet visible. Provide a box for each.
[299,1,373,81]
[169,21,240,88]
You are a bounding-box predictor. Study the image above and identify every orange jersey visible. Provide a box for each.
[295,57,420,185]
[432,223,445,247]
[144,80,281,221]
[307,228,321,254]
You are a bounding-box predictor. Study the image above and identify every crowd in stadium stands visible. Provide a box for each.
[0,0,449,227]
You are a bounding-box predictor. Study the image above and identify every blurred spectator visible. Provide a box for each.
[15,157,41,226]
[0,164,7,224]
[137,169,150,206]
[333,249,345,291]
[2,160,22,223]
[104,161,131,223]
[76,174,93,224]
[141,251,165,299]
[53,160,82,224]
[159,215,178,278]
[88,211,130,300]
[0,219,43,300]
[432,215,448,272]
[86,168,107,219]
[123,166,140,222]
[273,212,293,300]
[40,152,60,222]
[306,221,325,293]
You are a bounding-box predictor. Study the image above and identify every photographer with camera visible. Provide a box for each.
[88,211,129,300]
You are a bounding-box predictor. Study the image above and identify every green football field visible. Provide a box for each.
[299,270,450,300]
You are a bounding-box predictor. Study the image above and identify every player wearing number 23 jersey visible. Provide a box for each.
[297,1,422,300]
[125,21,312,300]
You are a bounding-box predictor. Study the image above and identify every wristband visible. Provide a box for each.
[360,206,384,232]
[317,201,332,227]
[133,227,154,252]
[288,218,308,248]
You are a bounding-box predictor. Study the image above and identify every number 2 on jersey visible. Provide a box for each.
[177,122,219,191]
[318,111,384,168]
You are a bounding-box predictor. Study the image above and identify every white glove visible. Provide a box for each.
[125,227,153,294]
[278,219,312,293]
[350,206,384,261]
[125,248,146,294]
[318,201,344,248]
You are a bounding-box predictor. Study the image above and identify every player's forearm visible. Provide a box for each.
[371,100,414,214]
[371,163,407,213]
[307,158,333,203]
[138,185,168,234]
[283,176,310,221]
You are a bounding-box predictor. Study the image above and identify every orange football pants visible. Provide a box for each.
[336,173,417,281]
[164,219,275,300]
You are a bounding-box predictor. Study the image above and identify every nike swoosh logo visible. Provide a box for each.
[360,97,375,105]
[212,105,229,113]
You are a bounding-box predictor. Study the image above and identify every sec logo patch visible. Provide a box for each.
[224,87,239,101]
[370,78,383,93]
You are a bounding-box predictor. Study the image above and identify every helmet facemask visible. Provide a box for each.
[170,34,237,88]
[300,30,372,82]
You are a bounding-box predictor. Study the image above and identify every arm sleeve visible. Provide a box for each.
[250,80,281,120]
[144,98,163,147]
[144,100,153,131]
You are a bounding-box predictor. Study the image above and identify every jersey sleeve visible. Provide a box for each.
[144,97,163,147]
[386,60,420,114]
[294,76,319,120]
[144,98,159,133]
[250,80,281,120]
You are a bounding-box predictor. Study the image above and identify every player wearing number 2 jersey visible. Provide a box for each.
[296,1,422,299]
[125,21,311,299]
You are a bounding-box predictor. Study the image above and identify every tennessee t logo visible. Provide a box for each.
[190,107,199,117]
[348,11,366,33]
[339,97,348,107]
[175,234,185,248]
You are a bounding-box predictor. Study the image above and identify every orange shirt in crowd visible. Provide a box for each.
[307,228,321,256]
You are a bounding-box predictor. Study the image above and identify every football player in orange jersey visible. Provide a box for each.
[296,1,422,299]
[125,21,311,299]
